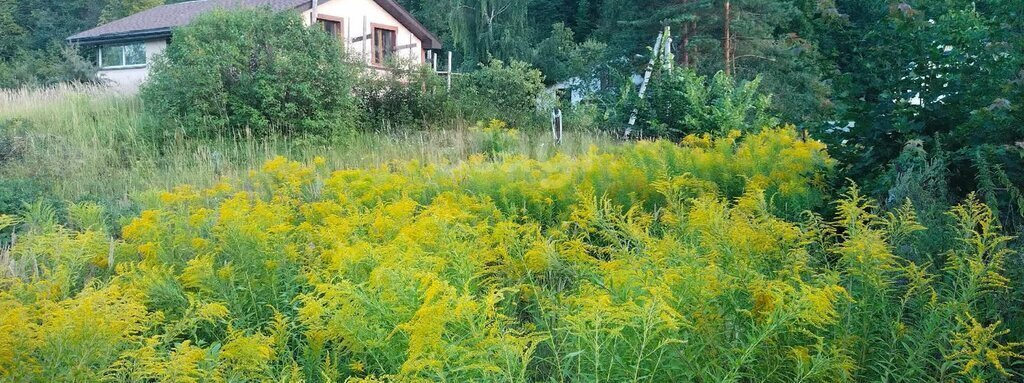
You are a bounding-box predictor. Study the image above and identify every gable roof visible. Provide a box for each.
[67,0,441,49]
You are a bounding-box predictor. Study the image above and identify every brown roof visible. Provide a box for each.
[68,0,441,49]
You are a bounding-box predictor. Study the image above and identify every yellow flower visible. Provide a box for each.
[137,242,157,258]
[197,302,230,321]
[349,360,366,373]
[220,332,275,373]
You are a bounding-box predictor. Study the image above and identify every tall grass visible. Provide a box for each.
[0,85,615,216]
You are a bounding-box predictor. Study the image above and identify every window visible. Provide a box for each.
[99,42,146,69]
[372,26,396,65]
[318,18,343,39]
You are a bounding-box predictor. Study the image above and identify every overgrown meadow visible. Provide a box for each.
[2,85,1022,381]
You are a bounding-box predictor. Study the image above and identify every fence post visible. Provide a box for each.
[310,0,319,25]
[551,109,563,145]
[446,51,453,91]
[345,17,351,50]
[362,16,368,64]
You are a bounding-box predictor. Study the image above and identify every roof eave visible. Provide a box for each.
[67,28,173,46]
[295,0,442,50]
[372,0,442,50]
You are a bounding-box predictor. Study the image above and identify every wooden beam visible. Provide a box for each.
[350,34,372,43]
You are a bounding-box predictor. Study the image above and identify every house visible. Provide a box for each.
[67,0,442,90]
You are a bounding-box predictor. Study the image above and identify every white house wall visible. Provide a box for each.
[96,38,167,92]
[301,0,425,66]
[95,0,428,91]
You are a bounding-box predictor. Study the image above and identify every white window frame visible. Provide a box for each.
[98,42,147,70]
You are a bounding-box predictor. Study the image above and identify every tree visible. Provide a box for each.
[531,23,605,84]
[99,0,164,24]
[0,0,26,59]
[415,0,531,69]
[140,8,359,138]
[812,0,1024,221]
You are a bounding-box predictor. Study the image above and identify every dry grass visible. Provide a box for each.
[0,85,616,218]
[0,83,118,116]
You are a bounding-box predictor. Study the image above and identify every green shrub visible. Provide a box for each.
[625,70,778,139]
[531,23,606,85]
[0,177,50,217]
[472,119,519,158]
[455,60,545,127]
[880,141,957,259]
[141,8,359,139]
[355,62,455,130]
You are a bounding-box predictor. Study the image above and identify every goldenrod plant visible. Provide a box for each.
[0,127,1020,382]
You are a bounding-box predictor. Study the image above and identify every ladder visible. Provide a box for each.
[624,26,672,139]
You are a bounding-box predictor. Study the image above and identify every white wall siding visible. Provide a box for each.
[95,0,430,91]
[96,39,167,92]
[301,0,425,66]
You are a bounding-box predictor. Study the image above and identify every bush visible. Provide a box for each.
[354,62,455,130]
[141,8,359,139]
[472,119,519,158]
[454,60,545,127]
[0,178,51,217]
[624,70,778,139]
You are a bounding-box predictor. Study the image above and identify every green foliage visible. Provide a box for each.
[821,187,1022,381]
[98,0,164,24]
[531,23,605,85]
[627,70,778,139]
[410,0,531,70]
[472,119,520,158]
[354,62,454,130]
[140,8,359,139]
[455,60,546,126]
[0,178,50,217]
[0,0,108,87]
[814,1,1024,220]
[880,141,957,259]
[354,59,546,131]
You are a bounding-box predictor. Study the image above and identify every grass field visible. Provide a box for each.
[0,85,614,219]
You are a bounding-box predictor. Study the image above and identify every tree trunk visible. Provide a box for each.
[723,0,731,75]
[681,0,692,67]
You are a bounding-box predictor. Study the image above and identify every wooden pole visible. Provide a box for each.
[311,0,319,25]
[345,17,351,50]
[724,0,732,76]
[362,16,368,64]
